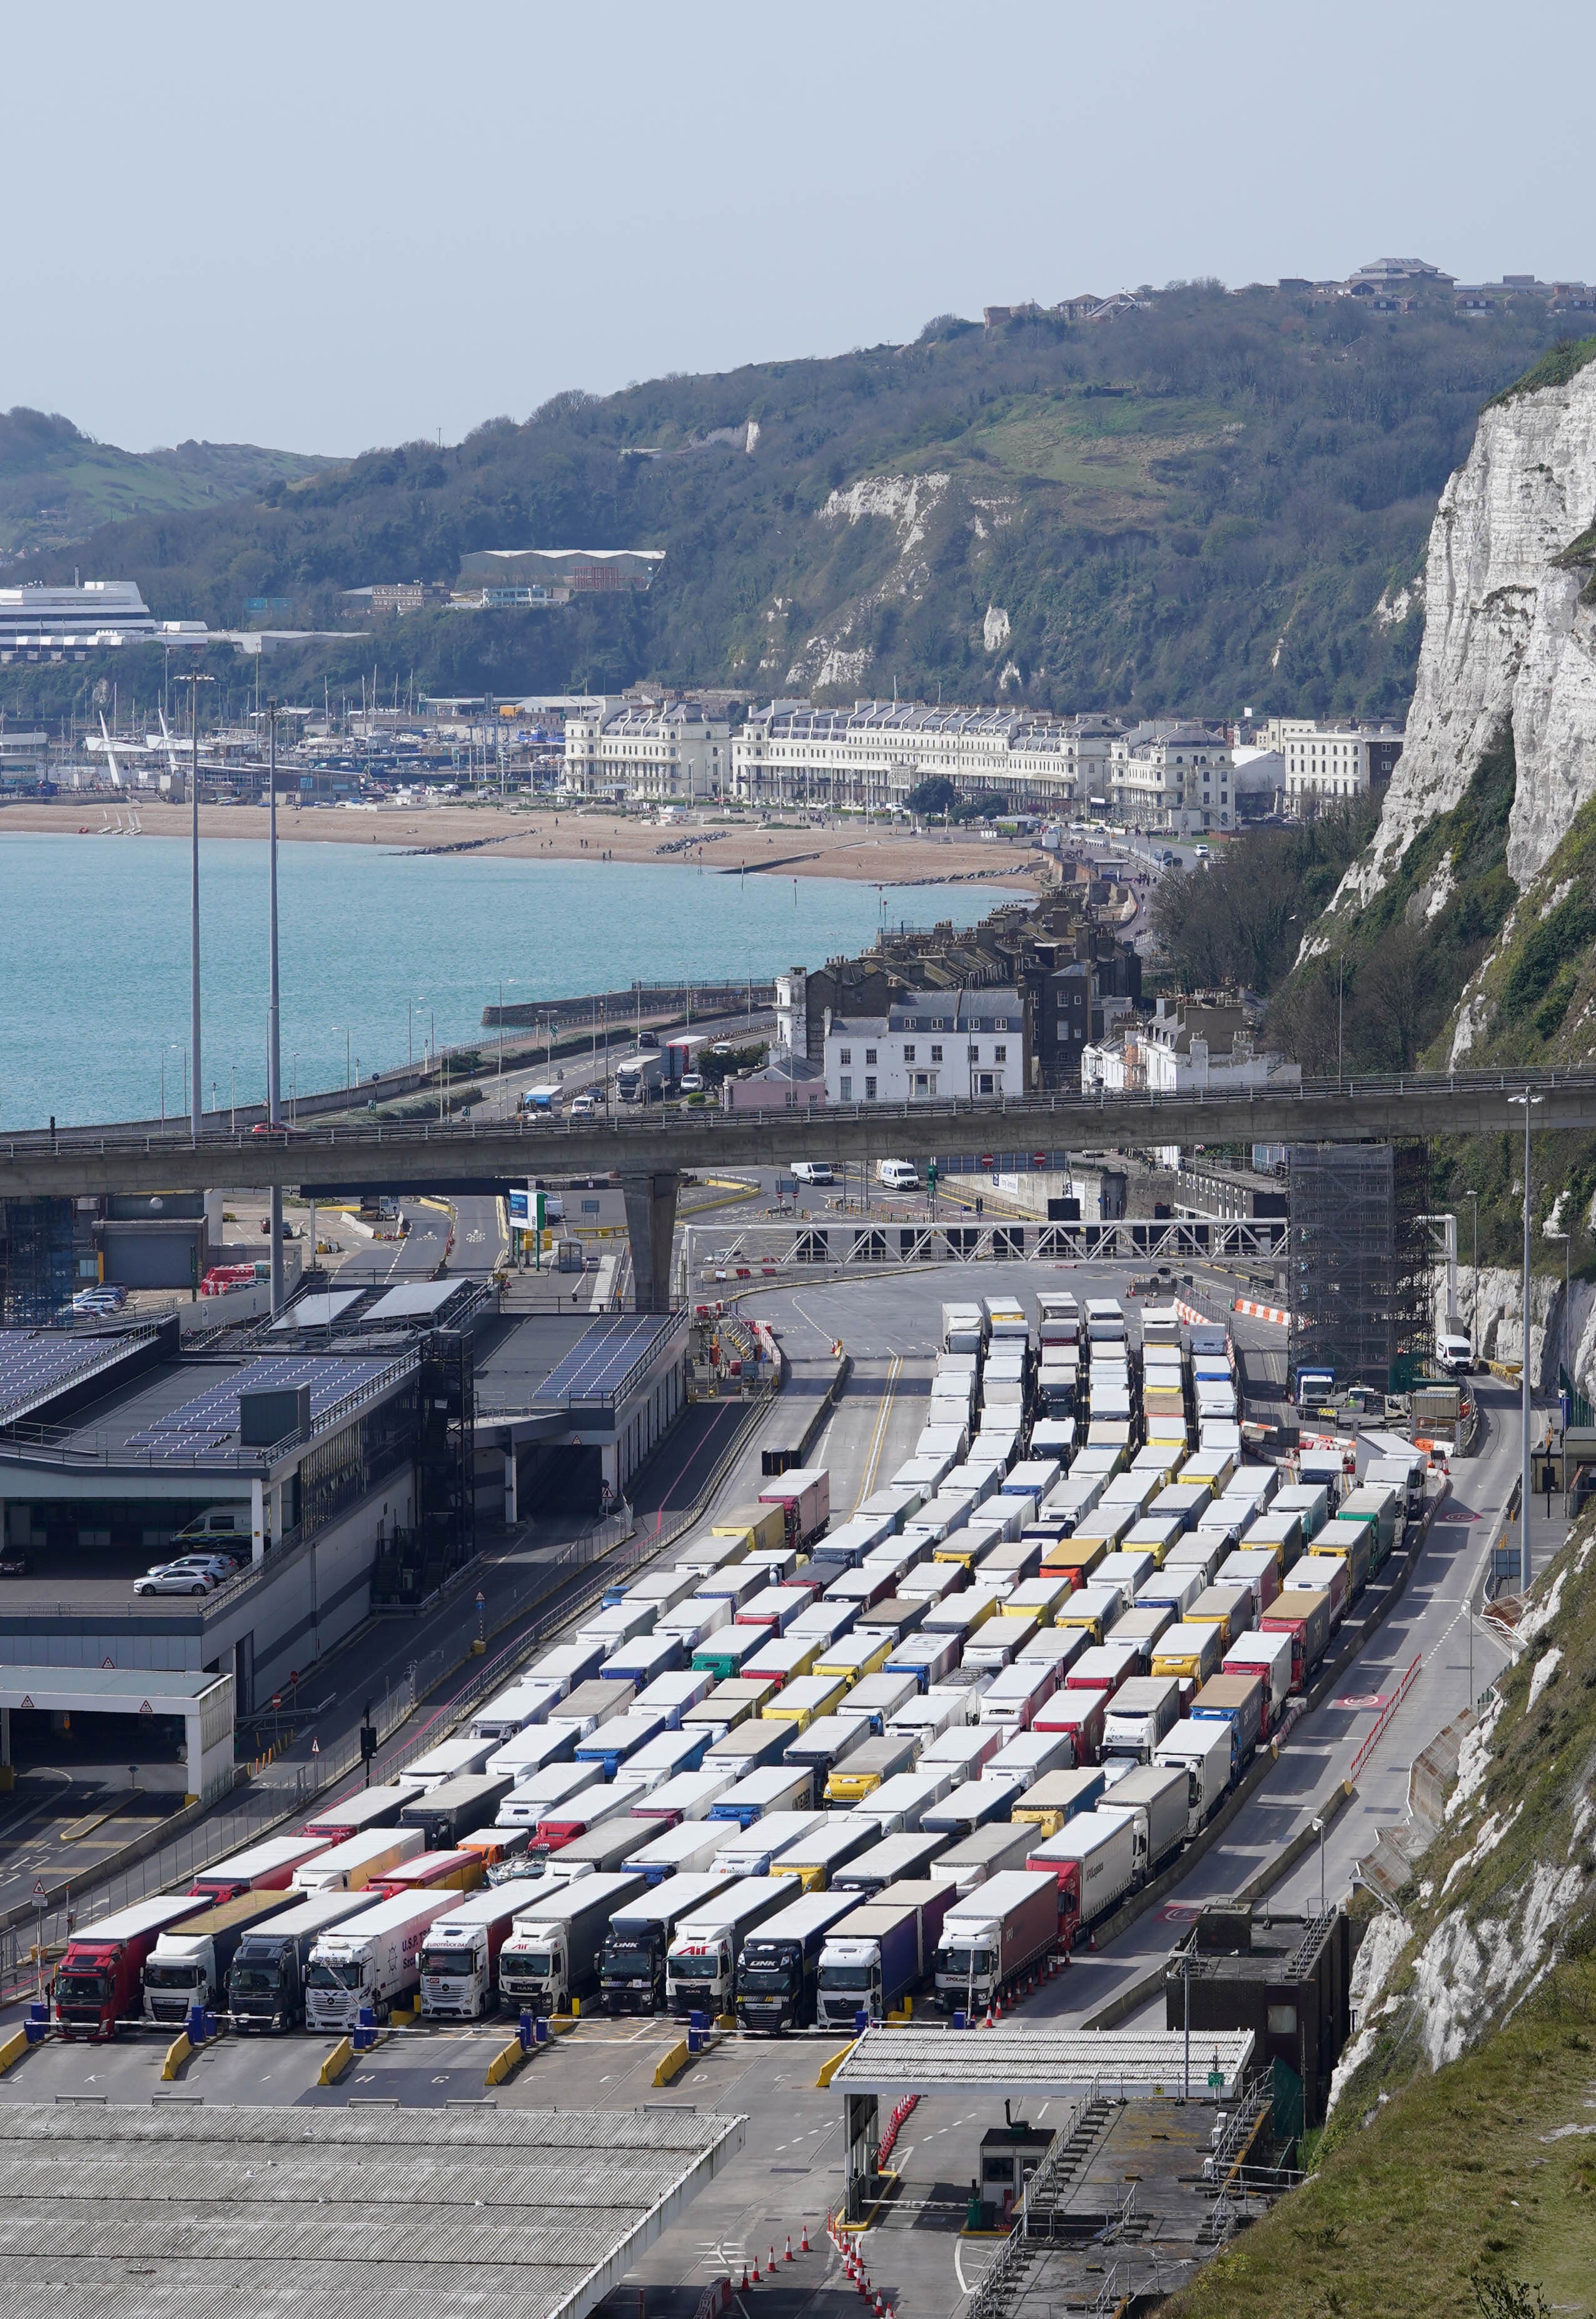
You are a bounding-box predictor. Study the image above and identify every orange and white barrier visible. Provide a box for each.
[1233,1298,1290,1326]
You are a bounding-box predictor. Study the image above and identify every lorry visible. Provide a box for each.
[399,1772,518,1852]
[405,1734,499,1789]
[1100,1675,1183,1767]
[627,1768,735,1827]
[371,1848,487,1898]
[736,1888,860,2032]
[816,1889,942,2029]
[707,1762,816,1824]
[931,1869,1060,2015]
[1259,1585,1333,1689]
[709,1809,826,1878]
[701,1718,792,1781]
[665,1876,793,2018]
[417,1879,550,2019]
[301,1780,424,1843]
[1189,1671,1265,1770]
[1154,1718,1236,1836]
[496,1871,650,2014]
[821,1729,917,1802]
[303,1887,460,2031]
[546,1677,637,1739]
[572,1710,669,1781]
[770,1815,877,1891]
[986,1728,1079,1791]
[189,1835,331,1900]
[921,1776,1026,1840]
[1025,1807,1139,1946]
[494,1762,604,1829]
[832,1829,951,1898]
[225,1889,380,2032]
[757,1467,832,1549]
[293,1826,425,1892]
[54,1894,215,2038]
[616,1051,666,1103]
[486,1723,577,1784]
[1093,1764,1186,1877]
[527,1775,655,1861]
[848,1766,955,1835]
[620,1817,736,1887]
[142,1888,297,2024]
[933,1822,1036,1897]
[1009,1766,1107,1839]
[1221,1627,1295,1732]
[599,1870,737,2014]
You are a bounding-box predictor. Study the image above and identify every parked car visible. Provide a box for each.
[134,1565,217,1597]
[164,1552,241,1582]
[568,1094,599,1118]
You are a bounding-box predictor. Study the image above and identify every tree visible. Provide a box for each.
[907,776,956,817]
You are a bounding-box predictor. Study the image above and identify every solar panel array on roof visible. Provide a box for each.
[123,1355,398,1461]
[0,1330,144,1427]
[533,1315,667,1405]
[268,1290,363,1331]
[363,1280,460,1321]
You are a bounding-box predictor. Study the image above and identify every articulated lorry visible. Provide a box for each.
[301,1781,423,1844]
[665,1876,792,2019]
[303,1888,459,2031]
[736,1888,859,2033]
[54,1895,211,2039]
[931,1870,1059,2016]
[417,1879,549,2019]
[226,1889,380,2031]
[599,1870,737,2015]
[495,1871,648,2015]
[189,1835,331,1900]
[143,1888,297,2023]
[815,1877,957,2031]
[1024,1808,1138,1949]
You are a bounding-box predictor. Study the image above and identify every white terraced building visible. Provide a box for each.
[824,984,1028,1103]
[1108,722,1235,832]
[563,699,732,799]
[730,701,1121,812]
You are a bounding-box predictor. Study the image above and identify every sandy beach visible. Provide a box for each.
[0,796,1051,891]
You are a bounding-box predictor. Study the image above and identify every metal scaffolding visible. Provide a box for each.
[1288,1142,1431,1390]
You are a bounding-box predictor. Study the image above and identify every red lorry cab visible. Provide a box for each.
[1030,1687,1106,1767]
[53,1894,212,2039]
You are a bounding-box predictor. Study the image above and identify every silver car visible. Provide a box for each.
[133,1564,217,1597]
[165,1552,240,1582]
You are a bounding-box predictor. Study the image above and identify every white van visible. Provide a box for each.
[1436,1333,1473,1375]
[877,1160,919,1191]
[790,1161,835,1186]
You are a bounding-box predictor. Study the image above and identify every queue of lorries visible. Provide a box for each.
[49,1294,1423,2041]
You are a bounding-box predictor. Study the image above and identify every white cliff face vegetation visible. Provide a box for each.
[1333,351,1596,914]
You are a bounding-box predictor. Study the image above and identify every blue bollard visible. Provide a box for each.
[953,2009,967,2031]
[352,2004,378,2053]
[854,2009,868,2034]
[25,2001,49,2046]
[533,2015,550,2045]
[689,2010,706,2033]
[204,2008,218,2043]
[519,2009,534,2053]
[188,2003,207,2046]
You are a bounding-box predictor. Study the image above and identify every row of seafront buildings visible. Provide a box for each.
[564,695,1403,834]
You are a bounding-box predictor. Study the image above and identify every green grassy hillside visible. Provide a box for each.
[1164,1514,1596,2318]
[0,408,332,558]
[0,285,1572,720]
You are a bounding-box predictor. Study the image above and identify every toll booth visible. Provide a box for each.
[978,2118,1054,2228]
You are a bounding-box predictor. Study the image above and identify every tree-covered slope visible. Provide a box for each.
[0,408,333,559]
[3,286,1572,717]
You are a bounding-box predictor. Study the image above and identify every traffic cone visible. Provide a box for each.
[785,2236,794,2263]
[801,2226,811,2254]
[769,2248,776,2276]
[752,2258,762,2284]
[740,2266,750,2291]
[876,2296,887,2316]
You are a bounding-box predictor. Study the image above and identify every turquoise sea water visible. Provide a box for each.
[0,833,1023,1129]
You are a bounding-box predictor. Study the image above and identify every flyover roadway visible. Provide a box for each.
[2,1066,1593,1203]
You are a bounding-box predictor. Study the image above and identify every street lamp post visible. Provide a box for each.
[1464,1188,1480,1350]
[1509,1091,1543,1592]
[267,701,285,1316]
[183,670,215,1145]
[1311,1814,1326,1915]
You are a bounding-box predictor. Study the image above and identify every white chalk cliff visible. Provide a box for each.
[1333,355,1596,911]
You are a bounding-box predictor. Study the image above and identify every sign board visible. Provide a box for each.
[508,1186,532,1226]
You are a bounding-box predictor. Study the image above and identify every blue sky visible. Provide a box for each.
[8,0,1593,455]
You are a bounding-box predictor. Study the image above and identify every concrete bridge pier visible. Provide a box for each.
[622,1170,681,1314]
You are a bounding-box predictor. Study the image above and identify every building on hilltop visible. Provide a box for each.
[456,547,664,594]
[1343,256,1455,293]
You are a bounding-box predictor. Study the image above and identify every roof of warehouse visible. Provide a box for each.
[0,2102,744,2319]
[829,2024,1256,2095]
